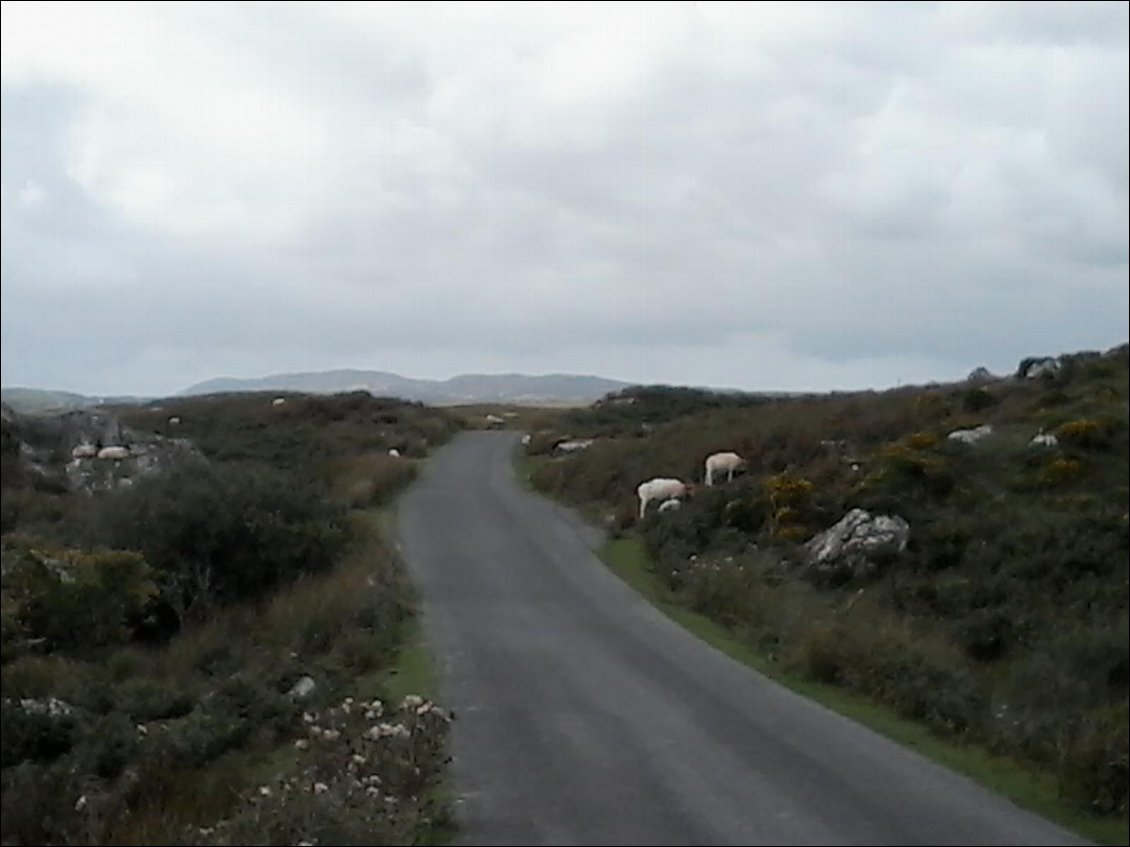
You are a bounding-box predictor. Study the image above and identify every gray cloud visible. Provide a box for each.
[1,2,1126,397]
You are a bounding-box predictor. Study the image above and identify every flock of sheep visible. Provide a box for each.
[636,451,746,519]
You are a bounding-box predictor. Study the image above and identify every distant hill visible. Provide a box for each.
[180,370,636,407]
[0,387,149,415]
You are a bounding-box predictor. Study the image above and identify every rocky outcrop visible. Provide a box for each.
[967,366,997,383]
[2,405,202,495]
[1017,357,1061,380]
[803,508,910,581]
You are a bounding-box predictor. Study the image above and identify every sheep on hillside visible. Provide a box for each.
[71,442,98,460]
[637,478,692,519]
[705,451,745,486]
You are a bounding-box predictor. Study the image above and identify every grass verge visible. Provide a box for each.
[600,536,1128,846]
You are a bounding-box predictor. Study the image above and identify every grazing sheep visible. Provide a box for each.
[658,498,682,513]
[705,451,745,486]
[947,424,993,445]
[555,438,594,453]
[388,448,401,458]
[637,478,691,519]
[485,414,505,427]
[97,445,130,460]
[71,442,98,460]
[167,416,181,426]
[272,397,286,407]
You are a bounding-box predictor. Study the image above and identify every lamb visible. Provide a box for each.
[705,451,745,486]
[97,445,130,460]
[637,478,691,519]
[657,498,682,513]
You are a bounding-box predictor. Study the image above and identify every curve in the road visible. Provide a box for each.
[397,431,1086,847]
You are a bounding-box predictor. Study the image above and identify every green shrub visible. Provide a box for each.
[75,711,139,779]
[962,388,999,413]
[1054,703,1130,816]
[117,676,197,722]
[1056,418,1123,452]
[0,760,84,846]
[960,609,1014,662]
[4,542,157,651]
[0,697,77,766]
[81,462,349,619]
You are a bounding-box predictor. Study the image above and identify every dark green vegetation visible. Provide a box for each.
[528,346,1129,836]
[1,391,462,845]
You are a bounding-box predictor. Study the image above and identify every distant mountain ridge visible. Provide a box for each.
[180,370,636,406]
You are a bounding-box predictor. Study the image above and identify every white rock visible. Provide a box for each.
[804,508,910,580]
[288,675,316,701]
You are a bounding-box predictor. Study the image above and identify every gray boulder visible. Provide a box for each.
[1017,357,1061,380]
[804,508,910,580]
[967,366,996,383]
[288,675,317,701]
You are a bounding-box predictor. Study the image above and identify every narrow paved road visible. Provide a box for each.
[397,432,1085,847]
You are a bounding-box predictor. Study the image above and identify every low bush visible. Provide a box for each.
[79,462,348,621]
[4,541,157,652]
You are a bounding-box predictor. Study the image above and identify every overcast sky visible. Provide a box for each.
[2,1,1127,397]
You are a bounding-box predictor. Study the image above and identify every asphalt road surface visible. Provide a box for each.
[396,431,1087,846]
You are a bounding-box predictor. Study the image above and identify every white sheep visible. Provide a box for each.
[71,442,98,460]
[555,438,594,453]
[388,448,401,458]
[484,414,505,426]
[705,451,745,486]
[168,416,181,426]
[520,434,532,446]
[658,498,682,513]
[272,397,287,407]
[637,478,691,519]
[97,445,130,460]
[1030,431,1058,448]
[947,424,993,445]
